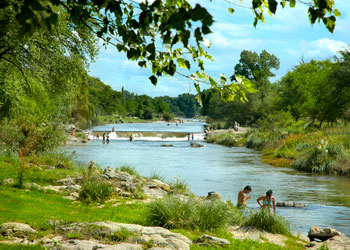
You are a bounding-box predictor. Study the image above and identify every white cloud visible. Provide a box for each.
[300,38,347,59]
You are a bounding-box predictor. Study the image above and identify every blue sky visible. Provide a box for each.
[88,0,350,97]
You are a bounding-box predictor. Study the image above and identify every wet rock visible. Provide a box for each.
[276,201,307,208]
[161,144,173,147]
[308,226,343,241]
[195,234,230,247]
[0,222,37,236]
[190,142,204,147]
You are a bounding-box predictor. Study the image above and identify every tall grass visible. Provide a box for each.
[171,177,191,195]
[244,209,291,235]
[146,196,243,231]
[79,178,114,203]
[118,165,139,176]
[206,131,241,147]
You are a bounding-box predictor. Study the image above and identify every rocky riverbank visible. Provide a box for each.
[1,160,350,250]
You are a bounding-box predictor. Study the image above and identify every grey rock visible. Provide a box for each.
[104,167,118,179]
[196,234,230,246]
[142,186,167,199]
[0,222,37,235]
[24,183,42,190]
[161,144,173,147]
[308,226,343,241]
[207,191,221,199]
[100,174,110,180]
[294,202,307,208]
[190,142,204,147]
[3,178,14,185]
[56,177,75,186]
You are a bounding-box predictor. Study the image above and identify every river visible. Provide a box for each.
[64,121,350,236]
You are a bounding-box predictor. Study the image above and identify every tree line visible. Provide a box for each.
[202,48,350,128]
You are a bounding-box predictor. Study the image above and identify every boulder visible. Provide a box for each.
[0,222,36,236]
[104,167,118,179]
[207,191,221,199]
[195,234,230,247]
[142,186,167,199]
[308,226,343,241]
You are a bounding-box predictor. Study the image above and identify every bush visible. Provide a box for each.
[79,178,114,203]
[244,209,291,235]
[146,196,243,231]
[206,131,240,147]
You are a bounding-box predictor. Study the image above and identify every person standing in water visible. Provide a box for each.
[106,134,110,144]
[102,133,106,144]
[237,185,252,210]
[257,189,276,213]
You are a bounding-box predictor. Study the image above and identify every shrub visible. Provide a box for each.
[79,178,114,203]
[244,209,291,235]
[149,171,165,182]
[146,196,243,231]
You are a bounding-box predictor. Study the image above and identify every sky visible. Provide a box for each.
[88,0,350,97]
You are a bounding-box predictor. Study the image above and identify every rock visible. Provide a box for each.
[190,142,204,147]
[42,185,62,193]
[55,163,66,169]
[0,222,37,236]
[276,201,307,208]
[56,177,76,186]
[104,167,118,179]
[142,186,167,199]
[147,179,171,192]
[64,184,81,192]
[44,239,143,250]
[207,191,221,199]
[100,174,110,180]
[195,234,230,246]
[24,183,42,190]
[161,144,173,147]
[308,226,343,242]
[117,171,134,182]
[2,178,14,185]
[120,183,138,193]
[120,192,132,197]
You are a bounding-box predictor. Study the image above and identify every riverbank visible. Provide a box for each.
[0,153,331,250]
[205,126,350,176]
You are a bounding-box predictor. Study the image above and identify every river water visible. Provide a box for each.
[64,121,350,236]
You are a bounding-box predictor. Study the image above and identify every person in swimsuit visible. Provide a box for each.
[237,185,252,210]
[257,189,276,213]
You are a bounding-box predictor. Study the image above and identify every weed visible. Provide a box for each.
[79,178,114,203]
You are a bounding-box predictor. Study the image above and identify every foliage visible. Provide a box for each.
[1,0,339,101]
[119,165,139,177]
[244,209,291,235]
[79,178,114,203]
[206,131,242,147]
[171,178,191,195]
[146,196,243,231]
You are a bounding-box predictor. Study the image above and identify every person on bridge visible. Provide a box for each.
[257,189,276,213]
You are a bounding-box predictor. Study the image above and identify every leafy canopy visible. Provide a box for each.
[0,0,340,101]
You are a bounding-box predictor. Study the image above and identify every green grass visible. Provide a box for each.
[79,177,115,203]
[0,244,45,250]
[244,209,291,235]
[0,186,147,230]
[206,131,244,147]
[146,196,243,231]
[118,165,139,177]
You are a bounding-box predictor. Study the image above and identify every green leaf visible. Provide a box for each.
[177,58,190,69]
[290,0,296,8]
[268,0,278,14]
[334,9,341,17]
[228,8,234,14]
[149,75,158,86]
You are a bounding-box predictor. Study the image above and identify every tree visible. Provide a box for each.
[0,0,340,100]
